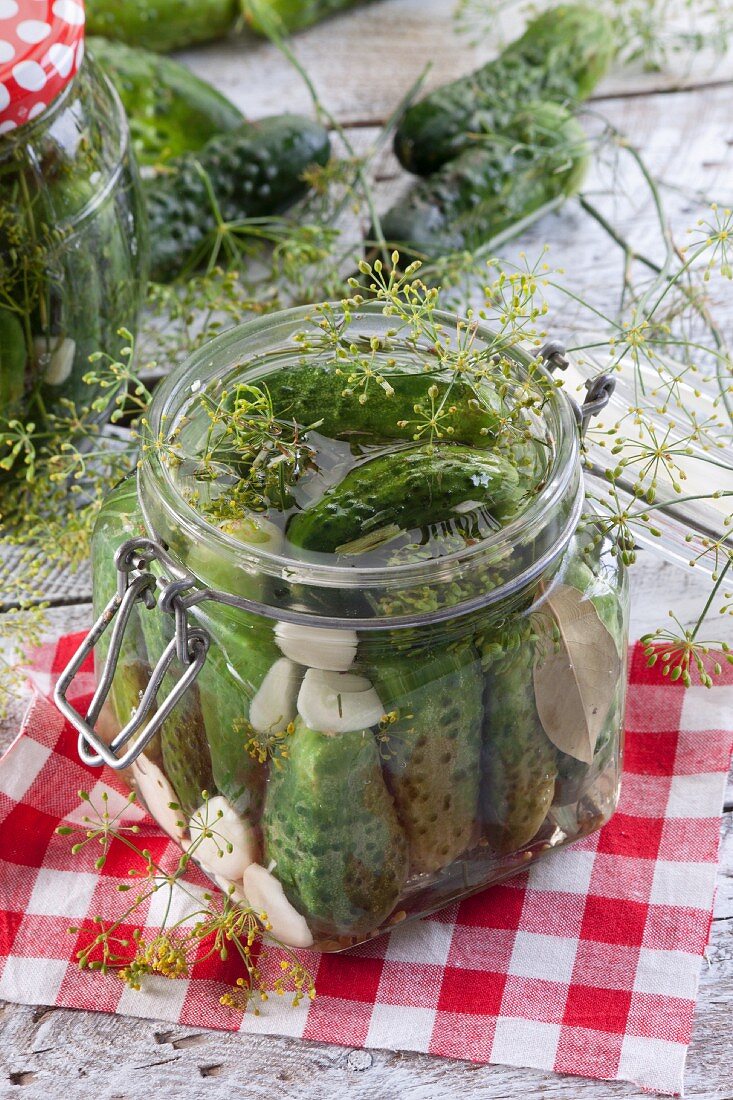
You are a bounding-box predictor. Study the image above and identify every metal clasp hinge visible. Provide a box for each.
[53,537,210,771]
[540,341,615,438]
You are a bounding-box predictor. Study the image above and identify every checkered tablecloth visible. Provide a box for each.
[1,634,731,1095]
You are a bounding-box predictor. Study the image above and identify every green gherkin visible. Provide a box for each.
[145,115,331,282]
[262,362,505,447]
[88,38,244,167]
[395,4,614,176]
[86,0,239,52]
[373,650,484,874]
[0,309,26,411]
[247,0,377,35]
[381,102,589,260]
[91,477,160,757]
[138,584,214,817]
[481,632,557,853]
[192,609,277,820]
[287,443,522,554]
[262,719,409,938]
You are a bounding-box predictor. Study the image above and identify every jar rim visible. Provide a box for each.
[0,60,130,234]
[140,303,583,612]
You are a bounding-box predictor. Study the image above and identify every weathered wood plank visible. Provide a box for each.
[177,0,733,125]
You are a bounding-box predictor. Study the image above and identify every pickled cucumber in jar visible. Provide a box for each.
[89,303,626,951]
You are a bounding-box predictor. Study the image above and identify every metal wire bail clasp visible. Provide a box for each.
[540,341,615,438]
[53,537,210,771]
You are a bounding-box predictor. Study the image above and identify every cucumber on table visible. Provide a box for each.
[88,37,244,167]
[372,649,484,874]
[262,362,505,446]
[145,114,331,282]
[381,102,588,259]
[286,443,523,554]
[262,719,409,938]
[394,4,614,176]
[86,0,240,52]
[245,0,375,34]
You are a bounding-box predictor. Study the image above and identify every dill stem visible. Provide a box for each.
[690,556,731,642]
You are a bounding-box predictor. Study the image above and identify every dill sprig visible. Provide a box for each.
[57,788,316,1012]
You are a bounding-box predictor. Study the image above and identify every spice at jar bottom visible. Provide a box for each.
[80,303,628,951]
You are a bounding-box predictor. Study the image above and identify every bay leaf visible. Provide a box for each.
[533,583,622,764]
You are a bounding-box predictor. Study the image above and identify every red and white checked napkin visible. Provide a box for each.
[1,634,732,1096]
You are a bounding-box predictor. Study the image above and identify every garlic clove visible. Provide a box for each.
[297,667,384,734]
[306,668,374,694]
[130,755,187,842]
[188,795,258,880]
[274,621,357,671]
[242,863,314,948]
[34,335,76,386]
[248,657,302,735]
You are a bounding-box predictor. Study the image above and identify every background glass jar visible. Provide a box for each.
[65,305,628,953]
[0,44,147,422]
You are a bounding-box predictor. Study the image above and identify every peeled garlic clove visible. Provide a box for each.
[275,621,357,671]
[130,755,187,841]
[243,863,314,948]
[297,668,384,734]
[34,336,75,385]
[249,658,302,735]
[188,795,258,880]
[306,668,374,694]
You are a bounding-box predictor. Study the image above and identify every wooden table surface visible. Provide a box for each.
[2,3,733,1096]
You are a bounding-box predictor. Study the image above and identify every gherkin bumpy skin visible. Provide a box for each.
[287,443,522,554]
[0,308,26,410]
[246,0,376,34]
[262,719,409,938]
[191,608,286,821]
[373,651,484,874]
[262,362,505,447]
[91,477,159,755]
[381,102,589,260]
[88,37,244,166]
[394,4,614,175]
[481,640,557,853]
[137,587,215,818]
[86,0,239,52]
[145,116,331,282]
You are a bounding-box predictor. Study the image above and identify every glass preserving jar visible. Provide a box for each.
[0,1,146,421]
[57,303,628,952]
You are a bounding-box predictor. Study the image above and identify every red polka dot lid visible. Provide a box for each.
[0,0,85,135]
